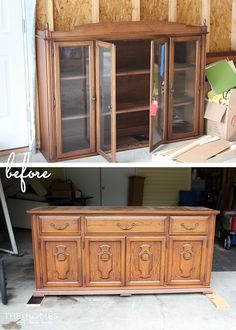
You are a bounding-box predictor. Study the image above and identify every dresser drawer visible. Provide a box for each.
[39,216,80,235]
[85,216,167,234]
[170,216,209,235]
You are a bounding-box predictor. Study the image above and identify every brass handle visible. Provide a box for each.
[50,223,70,231]
[183,250,193,261]
[116,223,136,231]
[181,223,199,231]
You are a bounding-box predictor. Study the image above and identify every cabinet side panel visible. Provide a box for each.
[36,37,53,161]
[31,215,42,290]
[205,215,217,286]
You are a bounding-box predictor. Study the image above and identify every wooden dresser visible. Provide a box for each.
[28,207,219,297]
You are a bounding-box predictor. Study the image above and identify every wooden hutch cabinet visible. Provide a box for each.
[28,207,219,297]
[37,21,207,162]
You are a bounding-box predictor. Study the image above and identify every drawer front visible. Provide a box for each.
[170,216,209,235]
[85,216,167,234]
[39,216,80,235]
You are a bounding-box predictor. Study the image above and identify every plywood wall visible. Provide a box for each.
[177,0,202,26]
[210,0,233,52]
[36,0,236,52]
[140,0,169,21]
[36,0,47,30]
[54,0,92,31]
[100,0,133,22]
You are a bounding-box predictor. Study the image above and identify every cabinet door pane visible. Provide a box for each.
[167,237,207,285]
[40,237,82,287]
[85,237,125,287]
[150,40,168,151]
[96,42,116,162]
[126,237,166,286]
[55,42,95,157]
[170,38,200,138]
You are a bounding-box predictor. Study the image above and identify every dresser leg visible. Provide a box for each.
[202,289,214,295]
[120,293,132,297]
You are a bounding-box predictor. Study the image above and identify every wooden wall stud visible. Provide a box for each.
[92,0,100,23]
[132,0,141,21]
[232,0,236,50]
[169,0,177,22]
[46,0,54,31]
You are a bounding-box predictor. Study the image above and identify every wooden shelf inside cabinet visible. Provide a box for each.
[117,135,149,151]
[173,95,194,107]
[60,75,86,81]
[62,115,89,121]
[116,102,149,114]
[174,64,195,72]
[116,69,150,77]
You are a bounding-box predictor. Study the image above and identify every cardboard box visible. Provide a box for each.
[204,89,236,141]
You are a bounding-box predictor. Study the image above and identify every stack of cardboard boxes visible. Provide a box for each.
[205,60,236,142]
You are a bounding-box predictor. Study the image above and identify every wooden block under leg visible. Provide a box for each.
[27,296,45,307]
[120,293,132,297]
[205,292,230,309]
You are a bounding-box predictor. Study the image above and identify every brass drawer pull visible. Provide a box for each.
[181,223,199,231]
[116,223,136,231]
[50,223,70,231]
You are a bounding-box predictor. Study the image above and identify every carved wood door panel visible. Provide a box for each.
[40,237,82,287]
[85,237,125,287]
[126,237,166,286]
[167,236,207,285]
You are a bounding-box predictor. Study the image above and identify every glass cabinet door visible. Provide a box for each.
[54,41,95,159]
[150,39,168,151]
[96,41,116,163]
[169,37,201,139]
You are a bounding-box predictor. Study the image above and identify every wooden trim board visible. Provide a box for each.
[152,137,232,163]
[205,292,230,309]
[0,147,29,157]
[175,140,230,163]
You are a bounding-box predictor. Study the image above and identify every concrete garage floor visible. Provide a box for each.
[0,230,236,330]
[1,141,236,164]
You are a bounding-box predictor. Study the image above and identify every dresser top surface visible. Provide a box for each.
[28,206,220,216]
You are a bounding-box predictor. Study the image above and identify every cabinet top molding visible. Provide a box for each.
[28,206,219,216]
[37,21,207,41]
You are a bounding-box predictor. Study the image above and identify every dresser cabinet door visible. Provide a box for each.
[85,237,125,287]
[40,237,82,287]
[126,237,166,286]
[54,41,95,159]
[150,39,169,151]
[168,36,201,140]
[167,236,207,286]
[96,41,117,163]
